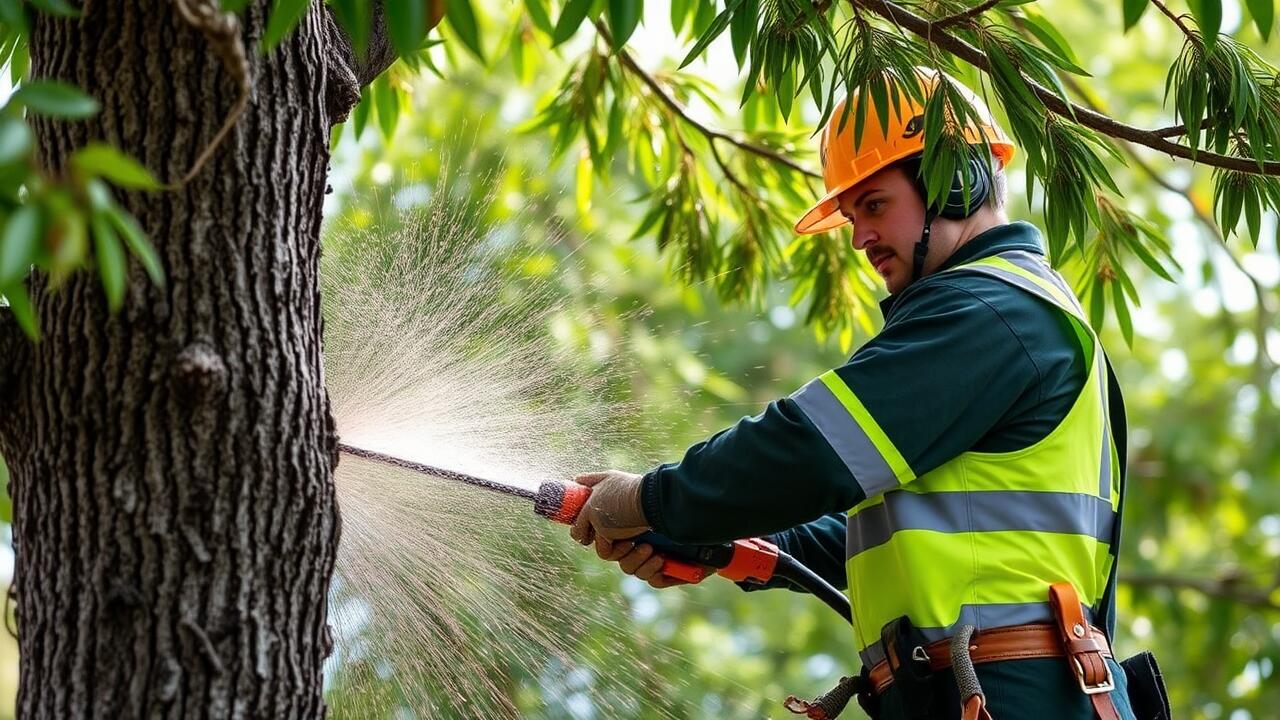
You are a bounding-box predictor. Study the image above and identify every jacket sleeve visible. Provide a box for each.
[738,514,848,592]
[640,398,865,544]
[641,282,1041,545]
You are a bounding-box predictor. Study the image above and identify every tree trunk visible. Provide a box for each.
[0,1,349,716]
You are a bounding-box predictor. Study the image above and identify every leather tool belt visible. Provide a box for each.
[869,583,1121,719]
[867,622,1115,697]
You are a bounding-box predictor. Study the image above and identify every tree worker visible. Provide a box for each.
[568,68,1160,720]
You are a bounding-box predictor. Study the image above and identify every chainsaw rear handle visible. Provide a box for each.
[534,480,779,584]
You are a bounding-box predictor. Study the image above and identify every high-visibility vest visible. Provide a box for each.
[792,249,1121,666]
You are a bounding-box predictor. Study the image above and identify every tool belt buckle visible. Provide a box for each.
[1072,656,1115,695]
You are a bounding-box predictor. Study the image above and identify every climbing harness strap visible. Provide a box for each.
[1050,582,1121,720]
[951,625,993,720]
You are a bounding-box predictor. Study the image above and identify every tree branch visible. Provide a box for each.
[932,0,1001,30]
[1048,55,1279,374]
[593,20,821,182]
[322,4,402,125]
[1121,571,1280,611]
[851,0,1280,175]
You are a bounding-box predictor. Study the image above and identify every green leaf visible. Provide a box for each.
[71,143,161,190]
[262,0,310,53]
[0,204,38,285]
[1122,0,1148,31]
[1188,0,1222,52]
[91,211,126,311]
[552,0,592,47]
[329,0,370,54]
[8,38,27,85]
[1,281,36,338]
[446,0,485,60]
[1124,231,1177,282]
[525,0,554,34]
[1246,0,1274,40]
[385,0,428,57]
[374,75,400,140]
[1087,277,1105,331]
[730,0,756,67]
[352,90,372,139]
[1020,11,1087,74]
[221,0,251,12]
[607,0,642,46]
[0,0,26,31]
[1111,278,1133,347]
[679,0,742,68]
[11,80,98,118]
[106,208,164,286]
[1244,184,1262,244]
[670,0,692,35]
[0,118,31,166]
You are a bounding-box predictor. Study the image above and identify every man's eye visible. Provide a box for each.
[867,200,884,212]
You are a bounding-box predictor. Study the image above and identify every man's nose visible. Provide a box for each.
[850,223,874,250]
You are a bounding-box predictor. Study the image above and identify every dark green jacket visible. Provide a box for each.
[640,222,1088,558]
[638,222,1135,719]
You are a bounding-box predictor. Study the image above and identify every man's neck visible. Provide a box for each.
[922,208,1008,277]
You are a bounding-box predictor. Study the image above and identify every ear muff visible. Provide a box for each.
[937,153,992,220]
[900,152,993,219]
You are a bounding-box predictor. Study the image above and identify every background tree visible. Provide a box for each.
[0,0,1276,718]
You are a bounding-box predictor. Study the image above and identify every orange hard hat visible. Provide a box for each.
[794,68,1016,235]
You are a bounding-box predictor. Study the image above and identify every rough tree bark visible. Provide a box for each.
[0,1,392,716]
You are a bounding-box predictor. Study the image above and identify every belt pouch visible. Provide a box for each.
[881,616,934,719]
[1119,652,1171,720]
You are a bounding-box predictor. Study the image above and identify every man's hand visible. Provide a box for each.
[569,470,649,545]
[592,535,690,589]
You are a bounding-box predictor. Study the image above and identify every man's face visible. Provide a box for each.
[837,167,927,295]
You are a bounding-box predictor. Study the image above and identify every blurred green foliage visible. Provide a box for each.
[316,3,1280,717]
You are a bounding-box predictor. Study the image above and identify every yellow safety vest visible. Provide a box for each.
[792,249,1120,666]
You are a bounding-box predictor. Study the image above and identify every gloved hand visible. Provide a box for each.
[569,470,649,545]
[592,535,690,589]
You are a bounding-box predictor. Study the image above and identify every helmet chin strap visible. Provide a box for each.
[911,208,938,284]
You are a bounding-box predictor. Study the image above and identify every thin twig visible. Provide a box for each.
[1150,0,1197,40]
[932,0,1001,30]
[852,0,1280,175]
[593,20,821,181]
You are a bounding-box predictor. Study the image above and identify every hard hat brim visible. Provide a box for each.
[794,183,853,235]
[793,139,1017,235]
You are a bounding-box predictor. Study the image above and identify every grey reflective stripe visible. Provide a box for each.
[792,379,899,497]
[857,602,1097,667]
[954,264,1065,316]
[997,251,1088,316]
[845,490,1116,559]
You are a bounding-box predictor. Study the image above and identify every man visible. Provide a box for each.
[570,69,1136,720]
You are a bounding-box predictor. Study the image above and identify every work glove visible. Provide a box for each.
[592,535,690,589]
[569,470,649,545]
